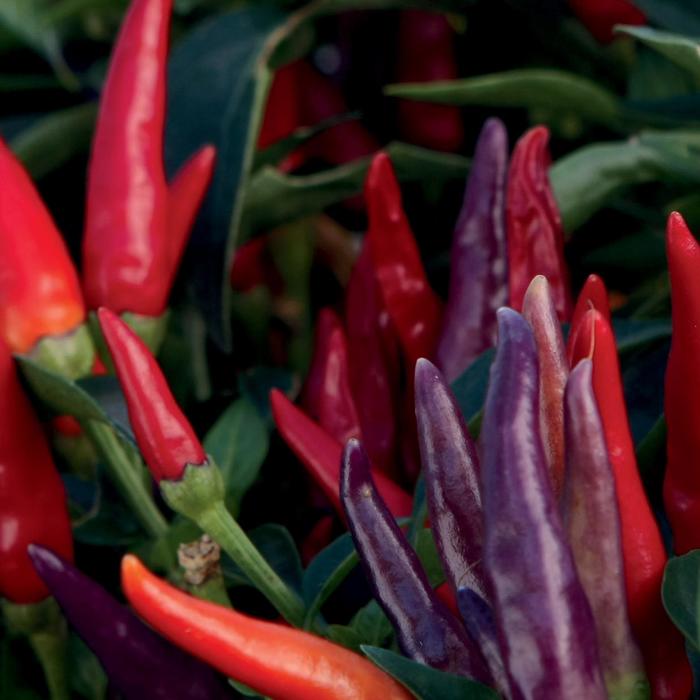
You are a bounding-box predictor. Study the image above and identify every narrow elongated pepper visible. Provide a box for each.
[522,275,568,496]
[507,127,572,321]
[341,439,492,684]
[563,360,648,700]
[414,359,486,599]
[569,308,692,700]
[481,308,606,700]
[122,555,413,700]
[29,546,229,700]
[436,117,509,381]
[567,273,610,365]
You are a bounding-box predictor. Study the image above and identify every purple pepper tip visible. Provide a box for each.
[28,543,64,577]
[341,438,372,499]
[414,356,440,393]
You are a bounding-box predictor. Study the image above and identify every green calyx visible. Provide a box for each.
[606,674,651,700]
[160,461,225,521]
[28,323,95,379]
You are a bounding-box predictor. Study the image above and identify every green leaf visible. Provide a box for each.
[327,624,365,651]
[361,646,500,700]
[384,69,623,129]
[629,0,700,36]
[414,529,445,588]
[618,26,700,84]
[11,103,97,180]
[349,600,393,647]
[237,366,296,424]
[67,635,108,700]
[242,142,469,235]
[204,398,269,513]
[450,349,494,426]
[613,318,672,353]
[663,551,700,650]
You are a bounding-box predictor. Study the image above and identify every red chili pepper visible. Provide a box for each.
[664,212,700,555]
[396,10,463,153]
[365,152,443,368]
[0,138,84,354]
[270,389,413,518]
[98,308,206,482]
[122,555,413,700]
[302,308,361,446]
[0,341,73,603]
[569,308,692,700]
[567,273,610,365]
[83,0,213,317]
[507,126,572,321]
[568,0,645,43]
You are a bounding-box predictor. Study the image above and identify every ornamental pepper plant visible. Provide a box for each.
[3,0,700,698]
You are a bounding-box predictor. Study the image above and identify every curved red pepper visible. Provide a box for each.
[568,0,645,43]
[122,555,413,700]
[98,308,206,482]
[270,389,412,518]
[0,341,73,603]
[567,273,610,365]
[0,138,84,353]
[507,126,572,321]
[396,10,463,153]
[569,308,692,700]
[365,152,443,368]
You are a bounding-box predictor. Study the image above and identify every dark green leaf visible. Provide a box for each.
[414,529,445,588]
[349,600,393,647]
[663,551,700,650]
[67,635,108,700]
[361,646,500,700]
[613,318,672,353]
[204,398,269,513]
[237,366,297,424]
[629,0,700,36]
[77,375,134,442]
[327,624,365,651]
[450,349,494,426]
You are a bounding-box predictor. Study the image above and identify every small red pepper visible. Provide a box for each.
[365,152,443,368]
[83,0,213,317]
[396,10,464,153]
[0,138,85,354]
[270,389,413,518]
[569,308,692,700]
[0,340,73,603]
[568,0,645,44]
[122,555,413,700]
[567,273,610,365]
[98,307,206,482]
[507,126,572,321]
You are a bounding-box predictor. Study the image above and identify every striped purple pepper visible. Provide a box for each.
[340,439,492,684]
[435,117,509,381]
[28,545,230,700]
[563,360,649,699]
[480,308,606,700]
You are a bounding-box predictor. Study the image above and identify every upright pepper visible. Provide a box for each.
[395,10,463,153]
[435,118,509,381]
[341,439,492,685]
[569,307,692,700]
[481,308,606,700]
[567,273,610,364]
[0,138,88,367]
[123,555,413,700]
[507,126,572,321]
[563,360,648,700]
[568,0,645,43]
[83,0,214,317]
[29,546,229,700]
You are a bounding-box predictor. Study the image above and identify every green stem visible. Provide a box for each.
[29,627,70,700]
[198,502,305,626]
[84,420,168,539]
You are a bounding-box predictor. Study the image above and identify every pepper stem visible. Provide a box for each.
[84,420,169,539]
[2,598,70,700]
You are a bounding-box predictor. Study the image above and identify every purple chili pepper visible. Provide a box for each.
[340,438,492,684]
[480,308,606,700]
[28,545,231,700]
[435,117,509,381]
[414,358,486,599]
[563,360,649,699]
[522,275,568,497]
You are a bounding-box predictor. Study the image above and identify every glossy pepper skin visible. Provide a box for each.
[341,439,492,684]
[563,360,648,700]
[569,308,692,700]
[270,389,412,518]
[83,0,213,316]
[568,0,645,43]
[366,152,443,367]
[506,126,572,321]
[0,342,73,603]
[414,358,486,599]
[435,118,509,381]
[567,273,610,365]
[29,546,229,700]
[396,10,463,153]
[481,309,606,700]
[0,138,85,354]
[121,554,413,700]
[98,308,207,482]
[664,212,700,555]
